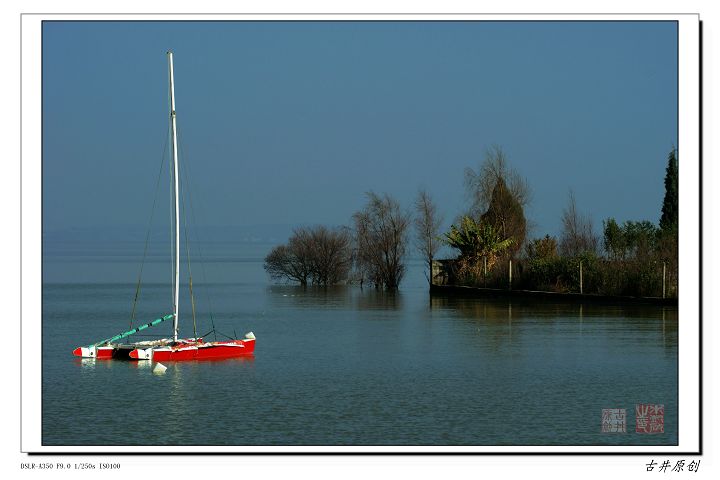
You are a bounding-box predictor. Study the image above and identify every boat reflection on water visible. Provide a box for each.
[73,354,255,371]
[175,355,256,365]
[73,357,121,370]
[74,357,105,369]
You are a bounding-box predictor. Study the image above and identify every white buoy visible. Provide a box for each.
[153,362,167,374]
[244,332,255,340]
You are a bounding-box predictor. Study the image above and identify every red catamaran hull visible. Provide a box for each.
[72,346,117,359]
[72,338,255,361]
[129,339,255,361]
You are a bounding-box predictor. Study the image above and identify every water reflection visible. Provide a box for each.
[130,360,153,370]
[579,303,583,336]
[75,358,97,369]
[268,285,353,309]
[430,294,678,321]
[355,289,403,311]
[429,294,678,348]
[74,356,255,372]
[267,284,404,311]
[508,303,512,340]
[164,362,188,443]
[46,251,682,446]
[74,357,117,370]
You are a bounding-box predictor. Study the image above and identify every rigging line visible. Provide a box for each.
[214,330,236,341]
[178,153,198,339]
[176,129,217,341]
[199,328,215,339]
[129,131,170,329]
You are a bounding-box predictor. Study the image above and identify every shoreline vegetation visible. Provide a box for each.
[264,145,678,304]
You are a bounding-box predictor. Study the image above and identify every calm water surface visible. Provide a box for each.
[42,241,678,446]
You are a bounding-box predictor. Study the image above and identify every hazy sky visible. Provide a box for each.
[42,21,677,240]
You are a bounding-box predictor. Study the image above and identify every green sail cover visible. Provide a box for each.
[93,314,175,347]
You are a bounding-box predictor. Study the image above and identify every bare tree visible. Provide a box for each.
[264,242,312,286]
[308,226,353,286]
[414,188,443,284]
[353,192,411,290]
[464,145,531,218]
[559,190,598,257]
[264,226,353,287]
[464,145,530,255]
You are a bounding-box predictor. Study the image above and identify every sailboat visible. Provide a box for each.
[72,52,256,361]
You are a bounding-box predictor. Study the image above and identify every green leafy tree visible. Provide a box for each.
[622,220,658,258]
[526,235,558,260]
[523,235,561,291]
[602,217,624,260]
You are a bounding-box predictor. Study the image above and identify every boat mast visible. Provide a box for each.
[168,51,180,343]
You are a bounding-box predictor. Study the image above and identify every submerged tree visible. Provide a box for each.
[307,226,354,286]
[264,226,352,287]
[353,192,411,290]
[414,188,443,284]
[264,243,312,287]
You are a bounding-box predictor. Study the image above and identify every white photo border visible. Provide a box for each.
[21,12,701,454]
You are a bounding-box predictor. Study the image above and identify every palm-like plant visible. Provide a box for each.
[445,216,514,273]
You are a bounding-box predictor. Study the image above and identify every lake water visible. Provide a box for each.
[42,240,678,446]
